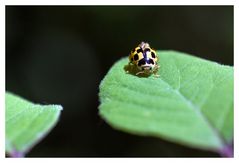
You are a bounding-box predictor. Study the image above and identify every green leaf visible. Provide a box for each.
[6,92,63,157]
[99,50,233,155]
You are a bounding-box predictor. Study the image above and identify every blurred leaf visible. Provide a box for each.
[6,92,62,157]
[99,50,233,156]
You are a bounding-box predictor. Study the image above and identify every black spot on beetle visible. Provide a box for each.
[146,59,154,64]
[134,54,139,61]
[150,59,154,64]
[151,52,156,58]
[138,59,146,66]
[137,48,143,53]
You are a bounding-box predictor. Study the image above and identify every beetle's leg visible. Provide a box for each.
[153,65,160,78]
[136,71,145,76]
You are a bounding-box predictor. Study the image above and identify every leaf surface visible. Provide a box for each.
[99,50,233,153]
[6,92,62,157]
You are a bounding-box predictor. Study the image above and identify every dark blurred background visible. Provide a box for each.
[6,6,233,157]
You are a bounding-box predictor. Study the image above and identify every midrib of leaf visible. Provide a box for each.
[175,83,226,146]
[160,74,226,150]
[164,56,226,149]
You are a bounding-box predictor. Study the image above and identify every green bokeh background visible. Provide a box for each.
[6,6,233,157]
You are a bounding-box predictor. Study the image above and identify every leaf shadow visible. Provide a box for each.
[124,63,151,78]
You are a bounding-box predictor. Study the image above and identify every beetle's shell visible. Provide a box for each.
[129,42,158,71]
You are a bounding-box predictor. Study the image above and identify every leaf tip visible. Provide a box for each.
[53,104,63,111]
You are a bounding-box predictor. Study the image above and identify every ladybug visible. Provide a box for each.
[128,42,159,77]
